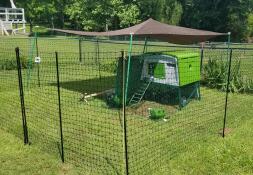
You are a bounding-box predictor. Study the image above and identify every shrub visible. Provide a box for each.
[0,57,30,70]
[202,58,253,93]
[100,61,117,73]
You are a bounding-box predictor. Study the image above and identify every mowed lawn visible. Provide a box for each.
[0,129,81,175]
[0,36,252,175]
[0,110,253,175]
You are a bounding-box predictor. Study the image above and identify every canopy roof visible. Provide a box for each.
[52,18,227,44]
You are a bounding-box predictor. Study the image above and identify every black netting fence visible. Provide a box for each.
[0,37,252,175]
[0,50,23,139]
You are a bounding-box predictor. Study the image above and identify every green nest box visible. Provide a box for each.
[149,108,166,120]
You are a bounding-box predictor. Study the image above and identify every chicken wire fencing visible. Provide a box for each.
[0,37,252,175]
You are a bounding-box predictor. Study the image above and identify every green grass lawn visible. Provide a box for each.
[160,118,253,175]
[0,36,252,175]
[1,111,253,175]
[0,129,82,175]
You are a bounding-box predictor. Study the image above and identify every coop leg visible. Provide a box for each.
[197,82,201,100]
[178,87,182,110]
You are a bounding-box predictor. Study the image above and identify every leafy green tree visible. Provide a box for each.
[12,0,253,41]
[135,0,183,25]
[16,0,57,32]
[180,0,253,41]
[117,4,140,27]
[65,0,140,31]
[248,13,253,37]
[160,0,183,25]
[226,0,253,41]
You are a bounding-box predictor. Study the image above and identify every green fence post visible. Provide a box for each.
[35,32,40,87]
[96,38,101,80]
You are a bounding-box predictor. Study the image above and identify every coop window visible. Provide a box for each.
[148,62,165,79]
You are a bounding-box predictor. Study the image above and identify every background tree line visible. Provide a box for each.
[1,0,253,41]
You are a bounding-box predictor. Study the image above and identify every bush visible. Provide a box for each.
[100,61,117,73]
[202,58,253,93]
[0,57,30,70]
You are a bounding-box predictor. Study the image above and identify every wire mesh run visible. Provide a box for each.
[0,37,252,175]
[0,50,24,139]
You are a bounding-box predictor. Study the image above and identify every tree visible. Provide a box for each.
[226,0,253,41]
[16,0,57,32]
[135,0,183,25]
[248,13,253,37]
[65,0,140,31]
[179,0,253,41]
[117,4,140,27]
[13,0,253,41]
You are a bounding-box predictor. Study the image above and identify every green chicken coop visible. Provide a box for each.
[115,51,201,108]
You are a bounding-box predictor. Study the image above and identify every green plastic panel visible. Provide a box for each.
[154,63,166,79]
[178,56,200,86]
[161,51,200,86]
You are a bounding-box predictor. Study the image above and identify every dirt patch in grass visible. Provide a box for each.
[219,128,233,136]
[127,100,178,118]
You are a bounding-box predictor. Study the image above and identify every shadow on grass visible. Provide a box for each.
[53,76,116,94]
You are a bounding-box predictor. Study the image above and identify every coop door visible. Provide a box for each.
[166,63,178,86]
[148,63,166,79]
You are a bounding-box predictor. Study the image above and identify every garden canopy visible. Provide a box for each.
[52,18,227,44]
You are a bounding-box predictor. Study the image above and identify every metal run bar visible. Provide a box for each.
[26,36,36,90]
[15,47,29,144]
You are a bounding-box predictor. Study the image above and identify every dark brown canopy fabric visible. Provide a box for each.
[52,18,227,44]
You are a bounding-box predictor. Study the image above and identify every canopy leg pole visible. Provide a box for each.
[125,34,133,103]
[178,87,182,110]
